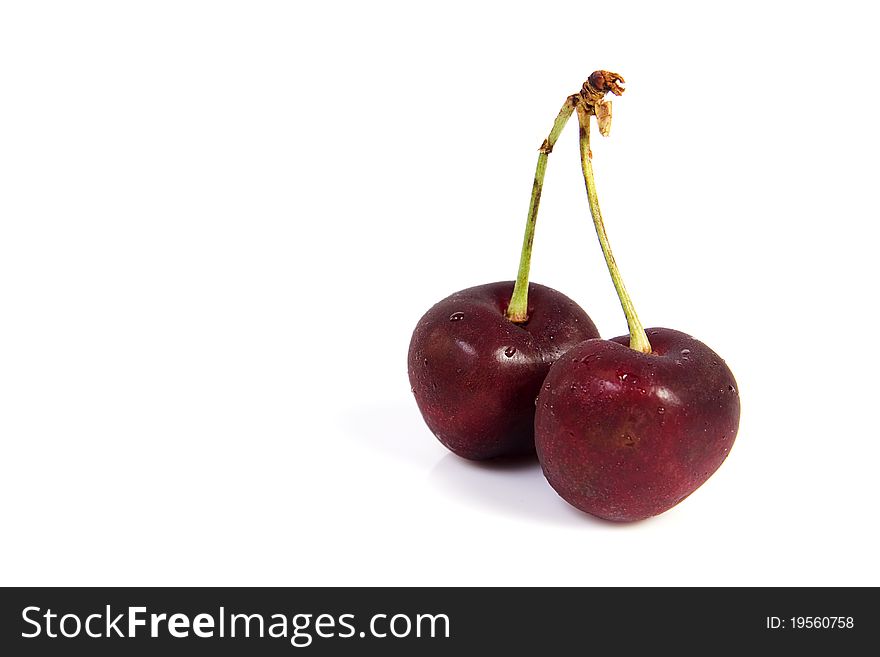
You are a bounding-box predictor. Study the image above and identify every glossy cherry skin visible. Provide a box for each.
[534,328,740,521]
[408,281,600,460]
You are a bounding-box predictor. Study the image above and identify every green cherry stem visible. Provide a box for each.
[506,95,579,323]
[576,103,652,354]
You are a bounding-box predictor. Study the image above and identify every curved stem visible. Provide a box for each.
[576,104,652,354]
[506,96,578,323]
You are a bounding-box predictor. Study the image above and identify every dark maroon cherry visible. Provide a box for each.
[407,80,621,460]
[535,328,739,521]
[533,73,741,521]
[408,281,598,460]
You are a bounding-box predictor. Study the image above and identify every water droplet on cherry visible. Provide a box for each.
[504,346,517,358]
[449,312,464,321]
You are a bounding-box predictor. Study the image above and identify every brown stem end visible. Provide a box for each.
[578,71,625,137]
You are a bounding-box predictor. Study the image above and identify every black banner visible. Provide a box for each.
[0,587,874,654]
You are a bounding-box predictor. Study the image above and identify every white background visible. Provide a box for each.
[1,1,878,587]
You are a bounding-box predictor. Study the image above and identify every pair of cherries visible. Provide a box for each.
[407,72,740,522]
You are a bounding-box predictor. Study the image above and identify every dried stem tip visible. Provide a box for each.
[581,71,625,105]
[580,70,625,137]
